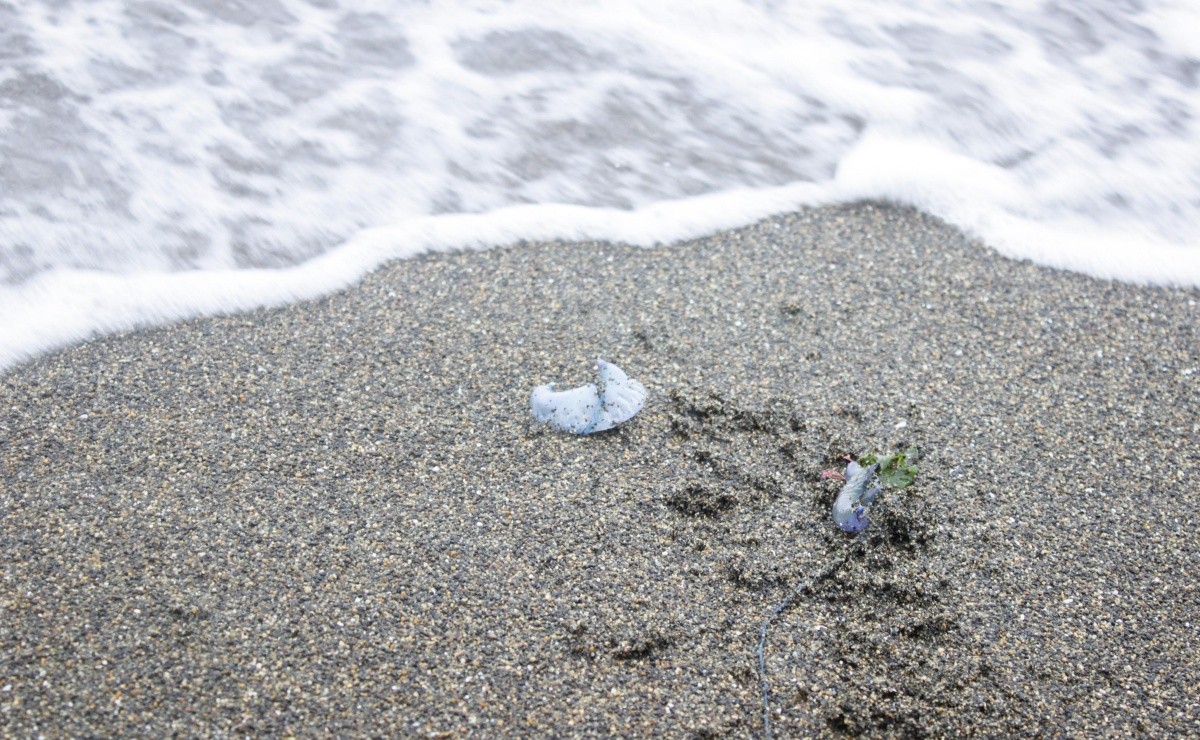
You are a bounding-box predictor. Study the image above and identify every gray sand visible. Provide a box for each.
[2,203,1198,736]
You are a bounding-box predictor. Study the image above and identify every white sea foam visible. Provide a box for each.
[2,0,1198,371]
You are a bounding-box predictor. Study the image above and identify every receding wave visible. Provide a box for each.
[2,0,1198,370]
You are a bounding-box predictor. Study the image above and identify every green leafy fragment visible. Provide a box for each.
[861,446,919,489]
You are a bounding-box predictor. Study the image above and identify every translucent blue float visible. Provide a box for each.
[531,359,647,435]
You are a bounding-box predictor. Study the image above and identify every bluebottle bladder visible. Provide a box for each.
[530,359,647,435]
[832,461,881,533]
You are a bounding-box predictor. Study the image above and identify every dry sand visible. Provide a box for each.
[2,203,1198,736]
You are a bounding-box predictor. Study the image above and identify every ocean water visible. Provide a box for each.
[2,0,1198,370]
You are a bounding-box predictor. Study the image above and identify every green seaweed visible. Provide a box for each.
[859,446,919,489]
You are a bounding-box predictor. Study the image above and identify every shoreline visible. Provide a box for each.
[2,203,1198,735]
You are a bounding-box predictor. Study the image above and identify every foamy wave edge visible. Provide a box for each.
[5,134,1200,375]
[0,182,833,374]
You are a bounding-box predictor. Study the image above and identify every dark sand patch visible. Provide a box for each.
[2,203,1198,735]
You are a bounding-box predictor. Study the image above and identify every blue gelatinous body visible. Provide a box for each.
[832,461,880,533]
[531,359,647,435]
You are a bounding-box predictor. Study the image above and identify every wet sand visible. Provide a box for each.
[2,202,1198,736]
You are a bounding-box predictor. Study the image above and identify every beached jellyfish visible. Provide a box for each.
[832,461,881,533]
[531,359,647,435]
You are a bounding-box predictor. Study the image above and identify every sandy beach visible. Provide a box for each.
[2,202,1197,736]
